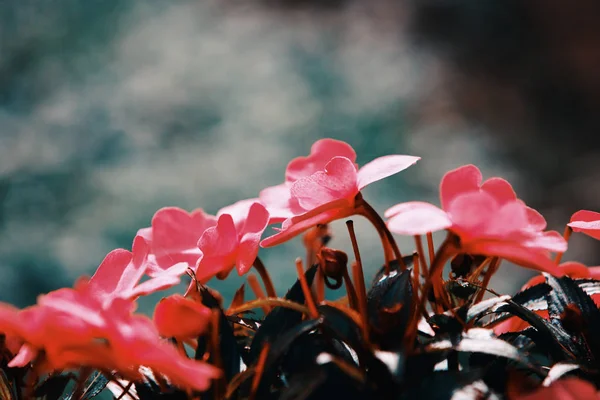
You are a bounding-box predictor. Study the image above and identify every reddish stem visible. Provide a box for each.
[355,194,406,272]
[247,274,271,315]
[426,232,435,266]
[295,258,320,319]
[253,257,277,299]
[346,220,370,342]
[554,226,572,265]
[414,235,429,278]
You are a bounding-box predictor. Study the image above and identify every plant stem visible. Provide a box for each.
[355,194,406,272]
[346,220,370,342]
[253,257,277,299]
[247,274,271,315]
[414,235,429,278]
[295,258,320,319]
[554,226,572,264]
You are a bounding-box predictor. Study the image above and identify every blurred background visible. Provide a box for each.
[1,0,599,310]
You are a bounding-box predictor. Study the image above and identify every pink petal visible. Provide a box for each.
[217,198,262,230]
[152,207,217,267]
[485,200,530,237]
[261,199,352,247]
[258,183,300,222]
[285,138,357,183]
[466,241,564,276]
[440,164,482,210]
[356,155,420,190]
[568,210,600,240]
[291,156,358,210]
[136,227,153,244]
[38,288,106,328]
[525,207,547,231]
[481,177,517,205]
[446,191,499,237]
[197,214,239,257]
[114,236,149,294]
[559,261,592,278]
[522,230,568,253]
[89,249,133,297]
[8,343,38,368]
[385,201,452,235]
[235,203,270,274]
[588,266,600,280]
[128,274,183,299]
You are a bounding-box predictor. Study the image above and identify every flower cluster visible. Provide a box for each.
[0,138,599,400]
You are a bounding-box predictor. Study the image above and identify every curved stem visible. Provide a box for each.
[473,258,501,304]
[355,195,406,271]
[422,235,458,314]
[210,309,225,400]
[227,298,310,316]
[343,270,359,310]
[253,257,277,299]
[247,274,271,315]
[554,225,572,265]
[314,266,326,304]
[346,220,370,342]
[295,258,320,319]
[414,235,429,278]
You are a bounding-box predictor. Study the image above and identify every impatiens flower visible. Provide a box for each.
[385,165,567,274]
[136,207,217,272]
[87,236,185,308]
[0,279,220,392]
[260,138,419,247]
[153,294,212,340]
[568,210,600,240]
[195,201,270,283]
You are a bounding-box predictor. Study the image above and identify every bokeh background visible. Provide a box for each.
[1,0,600,311]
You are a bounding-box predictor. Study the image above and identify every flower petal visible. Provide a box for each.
[559,261,592,278]
[258,183,299,222]
[285,138,357,183]
[153,295,211,339]
[197,214,238,257]
[522,230,568,253]
[217,198,262,230]
[568,210,600,240]
[480,177,517,205]
[356,155,420,190]
[465,241,564,276]
[291,156,358,210]
[526,207,547,230]
[88,249,133,299]
[440,164,482,210]
[446,191,499,237]
[261,199,352,247]
[236,203,270,275]
[385,201,452,235]
[151,207,216,268]
[485,200,530,237]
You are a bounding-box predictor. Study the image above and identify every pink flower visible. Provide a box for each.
[136,207,217,273]
[568,210,600,240]
[385,165,566,274]
[260,138,419,247]
[0,280,220,392]
[87,236,186,308]
[195,201,270,283]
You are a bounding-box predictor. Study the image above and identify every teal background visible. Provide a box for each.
[1,0,597,312]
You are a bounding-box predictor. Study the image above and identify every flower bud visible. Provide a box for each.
[317,247,348,282]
